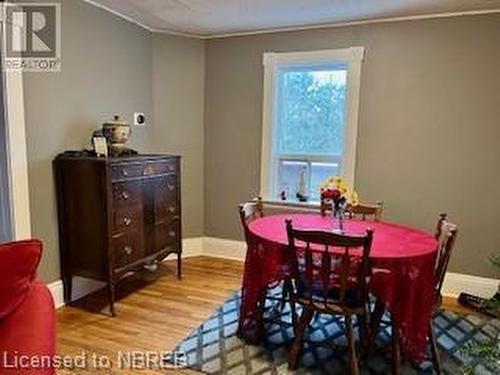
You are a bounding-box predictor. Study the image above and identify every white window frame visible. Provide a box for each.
[260,47,365,203]
[1,12,32,240]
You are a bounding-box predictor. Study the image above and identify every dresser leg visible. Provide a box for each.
[177,252,182,279]
[107,283,116,317]
[63,275,73,305]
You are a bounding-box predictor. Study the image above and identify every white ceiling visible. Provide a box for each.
[87,0,500,38]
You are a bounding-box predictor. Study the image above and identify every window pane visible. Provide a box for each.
[277,160,308,201]
[277,68,347,156]
[309,162,340,201]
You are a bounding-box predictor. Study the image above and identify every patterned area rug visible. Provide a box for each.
[171,291,499,374]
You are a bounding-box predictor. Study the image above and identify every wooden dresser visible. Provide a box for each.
[54,153,182,315]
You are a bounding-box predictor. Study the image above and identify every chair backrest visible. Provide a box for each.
[238,197,264,241]
[347,201,384,221]
[286,219,373,308]
[434,213,458,298]
[320,199,384,221]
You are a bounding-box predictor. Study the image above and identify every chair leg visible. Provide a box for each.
[346,315,360,375]
[429,321,443,374]
[288,307,314,370]
[255,290,267,342]
[282,278,293,312]
[290,299,298,333]
[279,284,286,312]
[367,299,385,351]
[357,313,369,356]
[391,317,401,375]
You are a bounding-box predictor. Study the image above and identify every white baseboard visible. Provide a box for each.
[47,276,106,310]
[182,237,204,258]
[202,237,246,261]
[47,279,64,309]
[47,236,499,308]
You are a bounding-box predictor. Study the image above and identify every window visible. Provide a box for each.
[260,48,364,203]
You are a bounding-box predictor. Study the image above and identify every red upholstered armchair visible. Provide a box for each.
[0,240,56,375]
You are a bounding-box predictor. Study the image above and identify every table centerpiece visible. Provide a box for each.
[320,176,359,232]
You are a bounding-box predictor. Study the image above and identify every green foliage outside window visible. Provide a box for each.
[278,70,347,156]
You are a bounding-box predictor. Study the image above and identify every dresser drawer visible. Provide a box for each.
[155,174,178,201]
[111,230,145,268]
[153,220,180,253]
[110,162,144,181]
[143,159,177,176]
[155,200,179,223]
[112,180,143,206]
[112,204,144,233]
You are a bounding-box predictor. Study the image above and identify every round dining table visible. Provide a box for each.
[238,213,438,362]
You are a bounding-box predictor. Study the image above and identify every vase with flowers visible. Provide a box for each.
[320,177,359,232]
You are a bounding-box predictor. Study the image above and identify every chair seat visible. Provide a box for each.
[296,278,365,309]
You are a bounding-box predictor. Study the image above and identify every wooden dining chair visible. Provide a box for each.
[239,197,264,236]
[239,197,290,329]
[286,219,374,374]
[369,213,458,374]
[429,213,459,373]
[320,200,384,221]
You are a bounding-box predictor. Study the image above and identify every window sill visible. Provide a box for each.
[261,199,321,211]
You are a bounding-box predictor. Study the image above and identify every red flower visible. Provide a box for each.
[321,188,341,200]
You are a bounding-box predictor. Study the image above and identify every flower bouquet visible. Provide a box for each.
[320,177,359,232]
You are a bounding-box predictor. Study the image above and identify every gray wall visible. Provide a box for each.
[152,34,205,238]
[204,14,500,278]
[21,1,500,281]
[23,0,204,282]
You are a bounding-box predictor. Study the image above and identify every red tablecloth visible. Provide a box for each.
[239,214,438,362]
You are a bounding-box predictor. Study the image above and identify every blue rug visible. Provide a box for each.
[171,292,499,374]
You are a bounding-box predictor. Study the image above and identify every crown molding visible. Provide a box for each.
[81,2,500,40]
[203,9,500,40]
[148,27,208,39]
[82,0,154,32]
[82,0,202,38]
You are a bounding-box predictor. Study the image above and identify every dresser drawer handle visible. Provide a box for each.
[168,206,176,214]
[123,246,133,256]
[123,217,132,226]
[167,184,175,191]
[168,164,175,171]
[121,169,129,177]
[168,231,176,238]
[121,191,130,200]
[143,166,154,176]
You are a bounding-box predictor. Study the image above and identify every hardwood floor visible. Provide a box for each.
[57,256,243,374]
[55,256,472,374]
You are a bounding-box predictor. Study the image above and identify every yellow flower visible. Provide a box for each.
[320,176,360,205]
[349,191,359,206]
